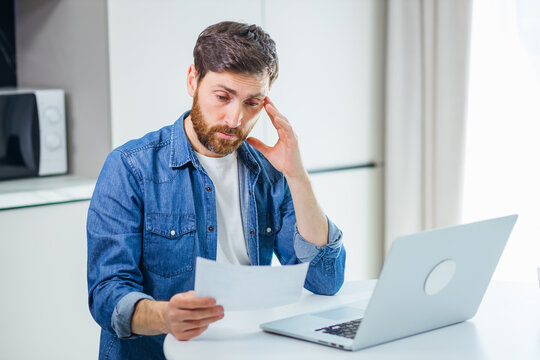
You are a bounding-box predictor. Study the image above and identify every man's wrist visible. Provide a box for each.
[131,299,170,336]
[157,300,170,334]
[284,170,310,188]
[285,170,329,247]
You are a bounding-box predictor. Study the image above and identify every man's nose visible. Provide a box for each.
[224,104,243,129]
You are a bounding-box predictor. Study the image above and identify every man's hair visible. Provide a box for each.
[193,21,279,86]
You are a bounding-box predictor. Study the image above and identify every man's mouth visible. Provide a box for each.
[216,132,237,140]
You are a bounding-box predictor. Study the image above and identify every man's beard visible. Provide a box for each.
[190,90,253,156]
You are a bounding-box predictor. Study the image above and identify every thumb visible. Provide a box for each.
[246,137,271,158]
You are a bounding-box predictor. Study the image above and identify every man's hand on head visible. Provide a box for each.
[247,98,329,248]
[246,98,308,182]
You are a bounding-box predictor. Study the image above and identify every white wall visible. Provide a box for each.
[108,0,264,147]
[462,0,540,283]
[16,0,111,178]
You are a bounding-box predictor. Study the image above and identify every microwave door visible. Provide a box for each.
[0,93,40,180]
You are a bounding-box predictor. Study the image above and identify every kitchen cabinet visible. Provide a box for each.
[0,201,100,360]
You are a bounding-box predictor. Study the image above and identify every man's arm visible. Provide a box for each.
[246,98,328,247]
[247,98,345,295]
[285,173,328,247]
[87,150,149,337]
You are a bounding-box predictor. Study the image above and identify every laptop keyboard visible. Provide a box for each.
[314,318,363,339]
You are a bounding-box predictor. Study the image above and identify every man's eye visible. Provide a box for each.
[217,95,229,102]
[246,102,260,107]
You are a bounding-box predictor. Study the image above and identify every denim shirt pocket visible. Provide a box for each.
[143,213,196,277]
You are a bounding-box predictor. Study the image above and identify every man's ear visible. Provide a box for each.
[186,64,199,97]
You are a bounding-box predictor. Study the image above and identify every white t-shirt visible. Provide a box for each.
[195,150,250,265]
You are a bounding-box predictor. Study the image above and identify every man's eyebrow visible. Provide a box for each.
[215,85,265,99]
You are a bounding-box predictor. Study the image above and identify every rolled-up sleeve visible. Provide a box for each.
[293,216,343,263]
[111,292,155,339]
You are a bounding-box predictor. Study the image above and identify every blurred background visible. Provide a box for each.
[0,0,538,358]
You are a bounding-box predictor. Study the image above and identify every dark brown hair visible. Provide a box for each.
[193,21,279,86]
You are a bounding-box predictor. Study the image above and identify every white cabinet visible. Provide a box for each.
[310,168,383,281]
[264,0,385,280]
[264,0,385,169]
[0,201,100,360]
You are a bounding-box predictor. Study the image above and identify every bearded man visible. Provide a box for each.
[87,21,346,359]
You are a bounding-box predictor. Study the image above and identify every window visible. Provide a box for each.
[462,0,540,282]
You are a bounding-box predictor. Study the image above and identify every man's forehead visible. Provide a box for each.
[202,70,270,97]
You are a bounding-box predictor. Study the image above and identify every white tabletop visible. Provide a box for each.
[164,280,540,359]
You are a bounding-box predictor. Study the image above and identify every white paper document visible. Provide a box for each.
[194,257,309,311]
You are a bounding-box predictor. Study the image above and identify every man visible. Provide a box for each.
[87,21,345,359]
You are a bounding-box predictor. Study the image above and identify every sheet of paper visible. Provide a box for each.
[194,257,309,311]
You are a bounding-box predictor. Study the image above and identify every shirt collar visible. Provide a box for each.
[169,110,198,168]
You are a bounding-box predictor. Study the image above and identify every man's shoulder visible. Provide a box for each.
[103,122,179,183]
[114,123,173,157]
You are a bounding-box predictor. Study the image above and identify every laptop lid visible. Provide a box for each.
[352,214,518,350]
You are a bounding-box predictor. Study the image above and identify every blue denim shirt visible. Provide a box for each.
[87,111,346,359]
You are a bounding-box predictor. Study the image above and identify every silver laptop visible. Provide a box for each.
[260,215,518,351]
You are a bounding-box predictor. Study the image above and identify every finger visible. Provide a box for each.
[264,102,283,123]
[182,314,225,331]
[246,137,272,157]
[263,96,274,110]
[262,99,295,143]
[178,305,224,321]
[170,292,216,309]
[264,104,293,136]
[265,110,293,142]
[172,325,209,341]
[263,98,287,125]
[264,97,280,117]
[265,98,291,126]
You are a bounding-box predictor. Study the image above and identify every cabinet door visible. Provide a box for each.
[0,201,100,360]
[263,0,385,169]
[108,0,263,147]
[264,0,385,280]
[310,168,383,281]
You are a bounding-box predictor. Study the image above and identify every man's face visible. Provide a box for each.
[189,70,269,156]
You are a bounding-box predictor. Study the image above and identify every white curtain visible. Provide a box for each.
[384,0,473,251]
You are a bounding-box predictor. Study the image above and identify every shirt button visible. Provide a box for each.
[249,190,252,196]
[208,226,215,231]
[266,227,272,233]
[249,230,255,235]
[170,230,176,236]
[206,186,212,192]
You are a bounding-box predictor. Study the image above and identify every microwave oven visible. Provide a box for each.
[0,88,67,181]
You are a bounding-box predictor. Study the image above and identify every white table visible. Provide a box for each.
[164,280,540,359]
